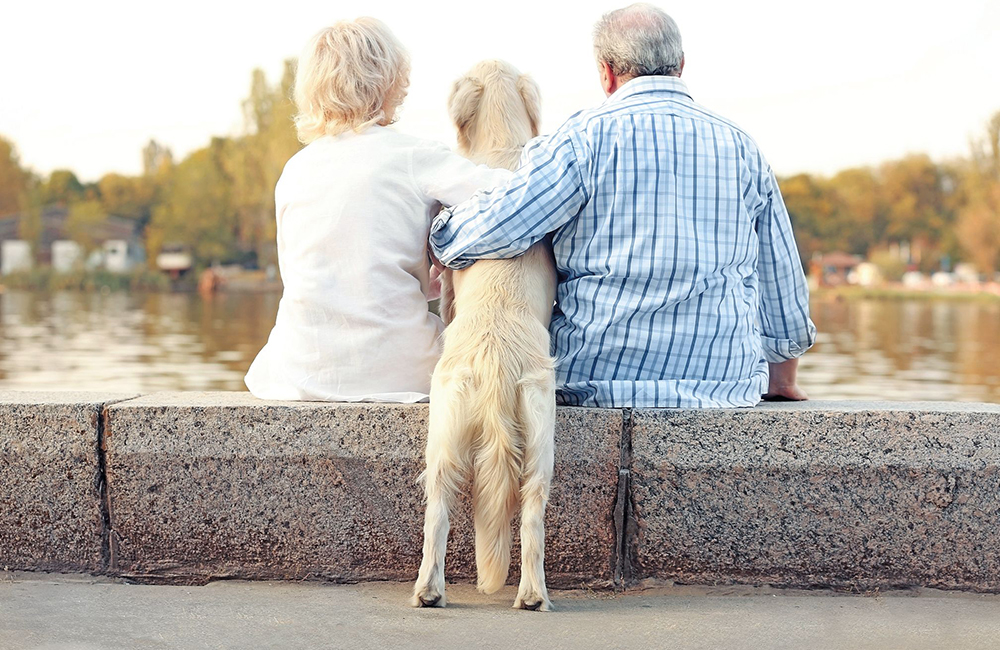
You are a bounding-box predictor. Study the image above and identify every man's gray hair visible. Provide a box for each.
[593,4,683,78]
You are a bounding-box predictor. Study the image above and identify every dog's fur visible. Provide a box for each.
[412,60,558,612]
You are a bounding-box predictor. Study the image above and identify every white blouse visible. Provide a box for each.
[245,127,511,402]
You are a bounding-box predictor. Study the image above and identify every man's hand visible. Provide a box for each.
[763,358,808,401]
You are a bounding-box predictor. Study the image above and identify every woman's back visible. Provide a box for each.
[245,127,507,402]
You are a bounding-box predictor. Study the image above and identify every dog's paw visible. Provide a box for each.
[411,584,447,608]
[513,590,552,612]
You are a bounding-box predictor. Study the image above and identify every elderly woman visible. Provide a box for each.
[245,18,509,402]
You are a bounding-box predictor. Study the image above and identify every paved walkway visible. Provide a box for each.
[2,572,1000,649]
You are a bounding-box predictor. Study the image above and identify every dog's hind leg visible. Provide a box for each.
[513,372,555,612]
[412,374,469,608]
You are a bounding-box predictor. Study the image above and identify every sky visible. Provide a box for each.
[2,0,999,182]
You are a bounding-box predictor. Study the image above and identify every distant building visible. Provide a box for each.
[902,271,928,288]
[51,240,83,272]
[0,205,143,273]
[810,252,862,287]
[0,240,32,275]
[849,262,882,287]
[103,240,130,273]
[931,272,955,287]
[156,243,193,278]
[953,263,981,284]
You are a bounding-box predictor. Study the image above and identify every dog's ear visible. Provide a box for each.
[448,76,484,134]
[517,74,542,138]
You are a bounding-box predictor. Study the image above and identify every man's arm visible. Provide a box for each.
[430,132,588,269]
[756,167,817,400]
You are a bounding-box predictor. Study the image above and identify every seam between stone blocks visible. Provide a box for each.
[95,405,114,573]
[95,399,135,575]
[613,408,635,588]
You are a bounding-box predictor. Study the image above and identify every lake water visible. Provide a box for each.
[1,291,998,403]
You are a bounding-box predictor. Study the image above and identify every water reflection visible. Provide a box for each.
[0,291,279,392]
[801,297,1000,403]
[0,291,998,402]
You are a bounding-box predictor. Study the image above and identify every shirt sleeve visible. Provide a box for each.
[410,141,512,207]
[756,167,817,363]
[429,132,588,269]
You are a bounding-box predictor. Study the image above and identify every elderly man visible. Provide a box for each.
[430,3,816,408]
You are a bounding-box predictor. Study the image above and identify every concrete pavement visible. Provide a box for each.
[2,573,1000,650]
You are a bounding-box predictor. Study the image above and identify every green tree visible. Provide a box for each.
[142,140,173,176]
[17,191,43,253]
[957,192,1000,275]
[0,136,29,217]
[40,169,85,205]
[878,155,954,271]
[98,173,156,223]
[221,60,300,267]
[828,167,882,256]
[971,111,1000,179]
[149,138,235,267]
[956,111,1000,274]
[66,199,107,254]
[779,173,835,265]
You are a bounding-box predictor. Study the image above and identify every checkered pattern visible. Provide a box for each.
[430,76,816,408]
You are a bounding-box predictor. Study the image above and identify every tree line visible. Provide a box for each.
[1,62,998,276]
[780,113,1000,277]
[0,60,300,271]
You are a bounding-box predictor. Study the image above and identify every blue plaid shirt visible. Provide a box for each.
[430,76,816,408]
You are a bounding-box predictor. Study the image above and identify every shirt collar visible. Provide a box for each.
[605,75,693,104]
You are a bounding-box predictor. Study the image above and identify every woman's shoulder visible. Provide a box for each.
[280,138,326,173]
[376,128,451,153]
[277,135,359,184]
[289,128,453,160]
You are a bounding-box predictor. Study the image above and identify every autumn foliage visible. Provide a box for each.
[1,64,998,276]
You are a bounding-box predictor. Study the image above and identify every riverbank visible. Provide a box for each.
[0,268,172,292]
[0,267,282,293]
[812,284,1000,303]
[5,271,999,303]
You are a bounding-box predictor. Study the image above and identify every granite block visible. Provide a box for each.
[0,391,136,572]
[103,392,622,586]
[629,402,1000,592]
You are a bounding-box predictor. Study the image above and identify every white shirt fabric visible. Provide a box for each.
[245,126,511,402]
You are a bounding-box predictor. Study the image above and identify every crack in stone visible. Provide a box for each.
[612,408,635,588]
[96,404,115,573]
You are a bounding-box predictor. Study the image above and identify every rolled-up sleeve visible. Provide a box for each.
[430,132,588,269]
[756,167,817,362]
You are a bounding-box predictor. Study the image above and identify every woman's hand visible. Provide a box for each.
[763,358,809,401]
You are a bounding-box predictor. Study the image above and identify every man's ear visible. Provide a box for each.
[598,60,615,96]
[448,76,484,145]
[517,74,542,138]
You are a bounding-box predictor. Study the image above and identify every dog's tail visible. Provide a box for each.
[472,362,523,594]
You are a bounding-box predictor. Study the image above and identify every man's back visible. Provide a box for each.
[431,76,816,408]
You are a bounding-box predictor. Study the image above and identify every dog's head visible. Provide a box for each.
[448,60,541,168]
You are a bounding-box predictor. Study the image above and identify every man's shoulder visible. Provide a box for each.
[560,92,765,157]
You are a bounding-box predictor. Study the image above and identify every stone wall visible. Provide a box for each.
[2,391,999,592]
[0,392,135,572]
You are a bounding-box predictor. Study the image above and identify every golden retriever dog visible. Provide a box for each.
[412,60,557,611]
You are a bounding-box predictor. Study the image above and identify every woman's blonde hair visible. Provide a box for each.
[293,18,411,143]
